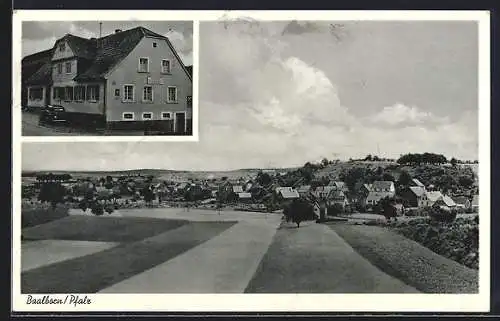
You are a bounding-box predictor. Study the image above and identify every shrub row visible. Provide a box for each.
[387,216,479,269]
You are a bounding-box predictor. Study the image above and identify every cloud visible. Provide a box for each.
[22,21,479,172]
[368,103,450,126]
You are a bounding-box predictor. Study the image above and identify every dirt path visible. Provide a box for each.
[99,219,280,293]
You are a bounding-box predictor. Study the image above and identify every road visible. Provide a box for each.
[22,208,477,293]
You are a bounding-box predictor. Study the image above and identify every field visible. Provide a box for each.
[20,207,479,294]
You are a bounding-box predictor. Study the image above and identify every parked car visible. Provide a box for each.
[39,105,67,125]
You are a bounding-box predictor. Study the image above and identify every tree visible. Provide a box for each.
[450,157,458,167]
[283,199,315,228]
[321,158,329,168]
[382,173,395,182]
[398,170,412,187]
[38,182,66,209]
[142,186,155,204]
[364,154,373,161]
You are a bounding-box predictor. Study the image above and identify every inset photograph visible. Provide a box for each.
[21,21,193,136]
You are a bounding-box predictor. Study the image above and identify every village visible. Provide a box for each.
[21,153,479,220]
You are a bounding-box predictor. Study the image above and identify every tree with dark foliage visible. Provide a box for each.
[38,182,67,209]
[283,198,316,228]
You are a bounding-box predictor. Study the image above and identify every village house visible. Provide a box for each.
[237,192,253,203]
[433,195,457,210]
[401,186,428,208]
[471,195,479,212]
[297,185,312,197]
[22,26,193,134]
[425,191,444,207]
[452,196,471,210]
[275,187,300,204]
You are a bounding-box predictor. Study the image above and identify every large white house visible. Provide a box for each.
[22,26,193,134]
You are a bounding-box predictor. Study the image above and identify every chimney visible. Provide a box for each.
[115,29,122,33]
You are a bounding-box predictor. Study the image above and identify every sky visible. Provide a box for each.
[22,20,480,172]
[22,21,194,65]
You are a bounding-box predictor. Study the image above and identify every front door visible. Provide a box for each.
[175,112,186,134]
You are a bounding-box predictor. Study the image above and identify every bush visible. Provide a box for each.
[327,203,344,216]
[430,207,458,223]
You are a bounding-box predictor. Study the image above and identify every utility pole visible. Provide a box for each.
[99,22,102,38]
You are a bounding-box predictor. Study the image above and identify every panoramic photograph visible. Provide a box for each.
[19,20,481,296]
[21,21,194,136]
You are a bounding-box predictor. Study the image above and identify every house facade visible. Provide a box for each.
[22,26,193,134]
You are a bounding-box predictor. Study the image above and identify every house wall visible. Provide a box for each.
[50,81,105,115]
[27,86,47,108]
[52,59,78,84]
[105,36,192,124]
[52,40,75,61]
[50,40,104,115]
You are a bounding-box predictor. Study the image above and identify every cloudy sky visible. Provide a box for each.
[22,20,480,172]
[22,21,194,65]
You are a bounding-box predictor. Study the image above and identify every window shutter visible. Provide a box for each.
[95,85,100,101]
[86,86,91,100]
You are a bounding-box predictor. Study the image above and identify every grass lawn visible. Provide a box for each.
[22,215,188,243]
[245,221,416,293]
[22,220,236,293]
[22,205,69,229]
[328,223,478,293]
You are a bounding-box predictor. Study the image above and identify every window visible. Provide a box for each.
[167,86,177,103]
[161,60,171,74]
[53,87,64,100]
[142,112,153,120]
[114,89,120,97]
[28,87,43,101]
[65,62,72,73]
[142,86,153,102]
[123,85,135,102]
[122,112,134,120]
[86,85,100,101]
[64,86,73,101]
[138,57,149,73]
[187,95,192,106]
[74,86,86,101]
[59,43,65,52]
[57,63,62,74]
[153,42,157,48]
[161,112,172,120]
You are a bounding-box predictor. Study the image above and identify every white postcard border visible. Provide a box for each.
[12,10,491,313]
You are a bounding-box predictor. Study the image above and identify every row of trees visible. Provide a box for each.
[397,153,448,165]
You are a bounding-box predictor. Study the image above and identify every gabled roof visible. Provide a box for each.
[279,188,300,199]
[365,191,393,203]
[438,195,456,207]
[426,191,443,203]
[232,185,244,193]
[409,186,426,197]
[186,65,192,77]
[22,48,54,85]
[54,26,193,82]
[238,192,252,199]
[297,185,311,193]
[411,178,425,187]
[25,62,53,86]
[63,34,97,60]
[328,181,346,190]
[372,181,394,191]
[452,196,470,205]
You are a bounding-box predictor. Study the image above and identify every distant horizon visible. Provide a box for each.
[22,155,479,173]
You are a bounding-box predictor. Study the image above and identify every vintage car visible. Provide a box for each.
[38,105,67,125]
